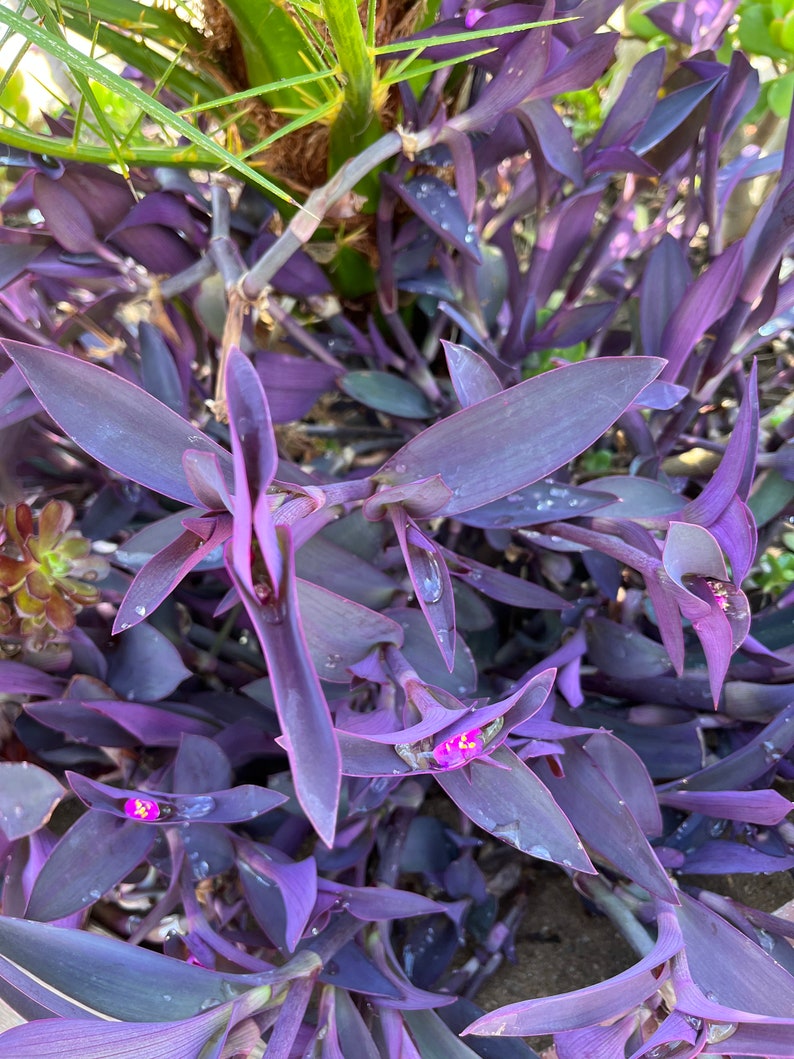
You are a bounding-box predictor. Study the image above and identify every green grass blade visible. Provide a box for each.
[0,4,302,206]
[373,17,572,55]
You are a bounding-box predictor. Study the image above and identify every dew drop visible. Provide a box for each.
[12,804,24,818]
[134,605,147,617]
[192,860,210,880]
[119,622,131,631]
[176,796,216,820]
[492,820,521,844]
[162,994,172,1002]
[706,1021,737,1044]
[762,740,783,763]
[325,652,342,670]
[418,555,443,603]
[527,844,551,861]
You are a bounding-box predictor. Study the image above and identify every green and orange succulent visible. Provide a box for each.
[0,500,108,648]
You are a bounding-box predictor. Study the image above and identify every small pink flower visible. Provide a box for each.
[432,728,485,768]
[123,796,161,822]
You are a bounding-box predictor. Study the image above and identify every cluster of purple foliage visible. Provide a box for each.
[0,1,793,1056]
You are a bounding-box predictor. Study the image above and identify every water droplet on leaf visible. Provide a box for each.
[176,796,216,820]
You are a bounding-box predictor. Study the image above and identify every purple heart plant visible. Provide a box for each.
[0,1,793,1056]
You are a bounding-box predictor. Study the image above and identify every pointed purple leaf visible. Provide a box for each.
[659,788,793,825]
[450,13,552,133]
[229,529,341,846]
[173,735,233,793]
[25,811,155,921]
[225,347,282,595]
[0,341,233,504]
[675,892,794,1022]
[438,746,594,871]
[83,699,216,745]
[388,176,480,263]
[113,515,232,634]
[443,341,502,407]
[684,360,759,519]
[296,579,403,682]
[583,731,663,836]
[67,772,286,825]
[380,358,663,516]
[640,234,690,359]
[107,620,190,701]
[528,31,617,99]
[32,172,97,253]
[660,241,745,381]
[594,48,666,149]
[535,744,677,901]
[394,512,455,670]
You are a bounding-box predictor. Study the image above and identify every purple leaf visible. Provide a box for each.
[703,1022,794,1055]
[340,370,435,418]
[534,744,677,901]
[443,340,502,407]
[393,511,455,670]
[294,534,399,610]
[0,764,64,841]
[675,892,794,1022]
[592,49,666,150]
[387,175,480,263]
[684,360,759,518]
[138,321,187,415]
[255,351,339,424]
[67,772,287,825]
[633,76,723,155]
[465,905,683,1036]
[319,881,442,922]
[296,579,403,682]
[527,31,617,99]
[583,731,663,836]
[456,479,615,528]
[660,241,744,381]
[1,341,233,504]
[659,788,792,824]
[380,357,663,516]
[228,528,341,846]
[173,735,232,793]
[639,234,690,359]
[438,746,594,871]
[0,660,62,697]
[107,620,190,700]
[113,514,233,634]
[0,1004,233,1058]
[450,12,553,133]
[32,172,97,253]
[225,346,281,596]
[25,811,156,921]
[681,841,794,874]
[525,191,601,304]
[82,699,217,745]
[386,608,477,696]
[240,847,317,952]
[440,545,571,609]
[660,703,794,793]
[24,696,135,750]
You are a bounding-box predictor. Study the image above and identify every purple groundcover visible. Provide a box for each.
[0,0,793,1055]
